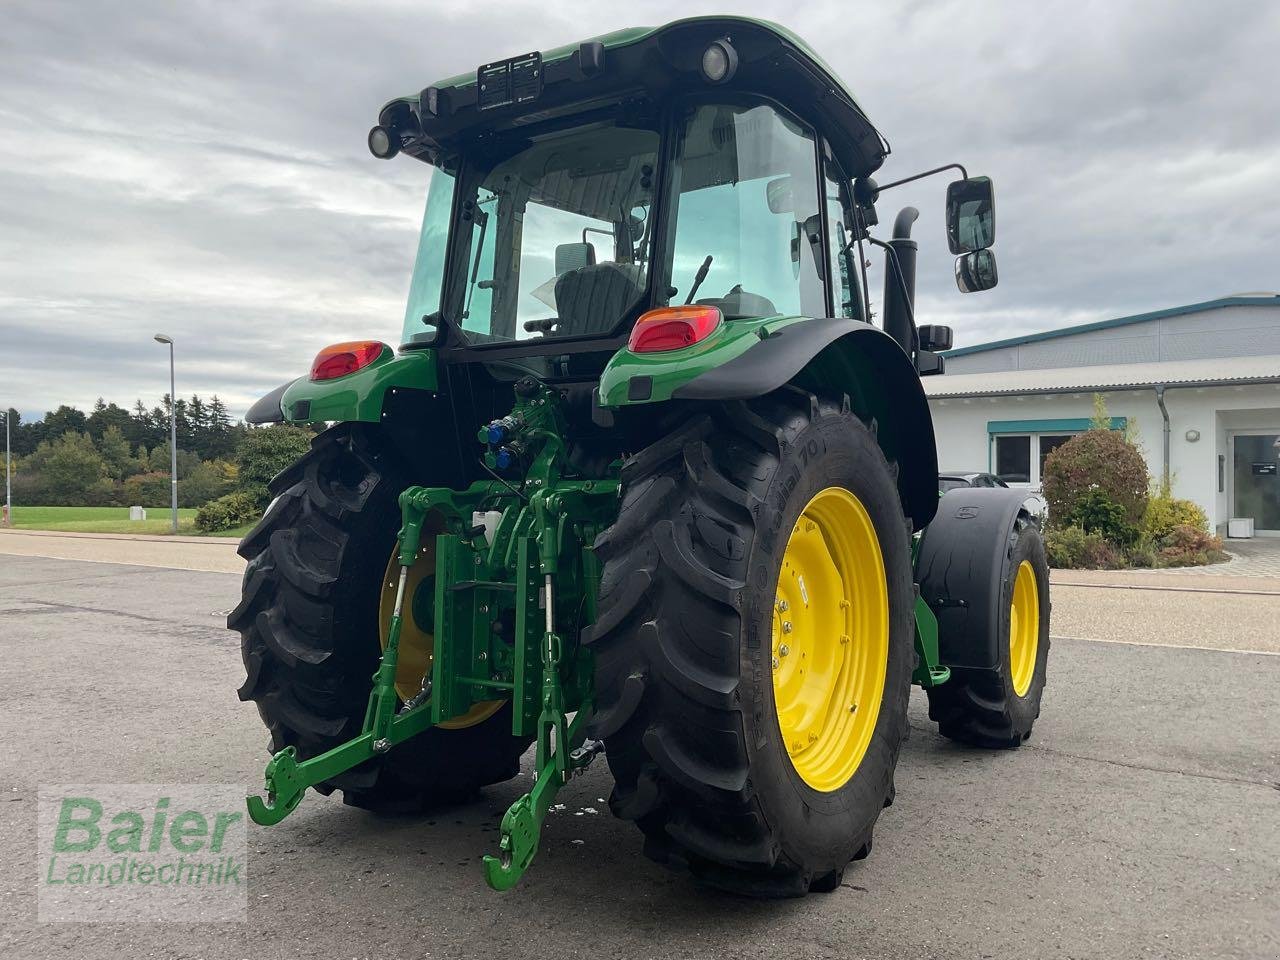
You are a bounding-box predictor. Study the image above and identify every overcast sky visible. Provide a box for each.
[3,0,1276,420]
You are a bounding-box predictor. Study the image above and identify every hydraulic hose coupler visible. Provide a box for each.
[479,414,524,447]
[494,442,526,472]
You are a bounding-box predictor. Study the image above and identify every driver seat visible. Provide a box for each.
[553,262,645,338]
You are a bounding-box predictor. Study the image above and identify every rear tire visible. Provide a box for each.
[585,392,914,897]
[230,424,530,812]
[926,519,1051,748]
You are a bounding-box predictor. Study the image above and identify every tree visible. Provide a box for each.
[147,443,201,479]
[205,396,237,460]
[42,405,89,438]
[236,425,313,503]
[97,425,135,480]
[187,395,208,457]
[87,399,134,442]
[178,459,232,507]
[23,433,110,505]
[128,399,164,450]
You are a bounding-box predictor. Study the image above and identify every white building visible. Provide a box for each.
[924,294,1280,536]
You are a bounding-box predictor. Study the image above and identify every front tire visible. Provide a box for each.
[926,519,1051,748]
[230,424,530,812]
[585,392,914,897]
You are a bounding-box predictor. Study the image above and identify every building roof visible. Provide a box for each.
[943,295,1280,358]
[924,354,1280,399]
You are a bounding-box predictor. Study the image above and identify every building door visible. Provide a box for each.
[1231,432,1280,535]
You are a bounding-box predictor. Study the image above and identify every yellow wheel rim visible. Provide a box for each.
[1009,560,1040,697]
[772,486,889,793]
[378,540,504,730]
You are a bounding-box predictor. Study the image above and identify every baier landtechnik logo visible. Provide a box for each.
[37,784,248,922]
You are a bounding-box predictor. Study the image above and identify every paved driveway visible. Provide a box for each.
[1,550,1277,960]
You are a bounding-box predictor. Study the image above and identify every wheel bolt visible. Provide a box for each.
[777,599,789,612]
[779,644,790,657]
[782,621,793,634]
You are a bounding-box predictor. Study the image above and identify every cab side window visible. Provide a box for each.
[823,160,863,321]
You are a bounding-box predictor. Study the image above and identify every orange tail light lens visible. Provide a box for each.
[309,341,389,381]
[627,305,723,353]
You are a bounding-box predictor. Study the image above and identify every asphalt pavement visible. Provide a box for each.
[1,552,1277,960]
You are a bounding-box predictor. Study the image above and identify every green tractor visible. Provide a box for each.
[233,16,1050,897]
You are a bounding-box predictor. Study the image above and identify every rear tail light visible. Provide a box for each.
[309,341,389,381]
[627,306,723,353]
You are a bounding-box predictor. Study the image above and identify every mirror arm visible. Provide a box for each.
[871,162,969,198]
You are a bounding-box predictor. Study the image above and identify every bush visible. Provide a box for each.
[1125,538,1159,569]
[1143,490,1209,541]
[194,492,261,532]
[177,460,233,508]
[1042,428,1148,528]
[122,471,173,508]
[1157,524,1227,568]
[1068,490,1139,547]
[236,425,313,505]
[1044,525,1124,569]
[19,432,111,505]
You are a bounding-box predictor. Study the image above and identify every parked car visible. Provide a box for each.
[938,471,1049,527]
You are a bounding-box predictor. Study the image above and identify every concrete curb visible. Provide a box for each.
[0,528,240,546]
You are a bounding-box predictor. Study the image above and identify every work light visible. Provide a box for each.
[367,125,399,159]
[700,39,738,84]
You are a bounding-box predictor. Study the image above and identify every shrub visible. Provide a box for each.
[122,471,173,508]
[194,492,261,533]
[1042,427,1148,528]
[177,460,233,508]
[1143,490,1209,541]
[1045,525,1088,568]
[1044,525,1123,569]
[236,425,313,505]
[19,432,110,505]
[1123,536,1158,568]
[1157,524,1227,568]
[1068,490,1139,547]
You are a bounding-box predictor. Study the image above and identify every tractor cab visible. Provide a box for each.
[370,17,995,381]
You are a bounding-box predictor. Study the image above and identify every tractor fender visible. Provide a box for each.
[243,351,439,426]
[674,318,938,529]
[246,379,298,425]
[915,487,1032,671]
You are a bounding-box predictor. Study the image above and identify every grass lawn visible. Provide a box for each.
[5,506,247,538]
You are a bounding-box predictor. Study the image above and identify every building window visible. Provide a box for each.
[995,435,1032,484]
[995,432,1072,486]
[987,417,1128,488]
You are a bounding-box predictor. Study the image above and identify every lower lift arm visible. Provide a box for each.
[246,475,613,890]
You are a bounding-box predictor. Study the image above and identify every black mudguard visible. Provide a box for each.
[674,318,938,529]
[245,379,298,425]
[915,487,1033,671]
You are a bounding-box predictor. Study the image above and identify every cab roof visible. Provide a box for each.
[377,16,888,178]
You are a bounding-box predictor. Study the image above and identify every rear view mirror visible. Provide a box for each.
[918,324,954,351]
[946,176,995,253]
[766,176,794,214]
[955,249,998,293]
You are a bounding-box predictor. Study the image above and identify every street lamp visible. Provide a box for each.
[154,334,178,533]
[3,406,11,528]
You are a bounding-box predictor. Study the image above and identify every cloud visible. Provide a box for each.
[2,0,1276,419]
